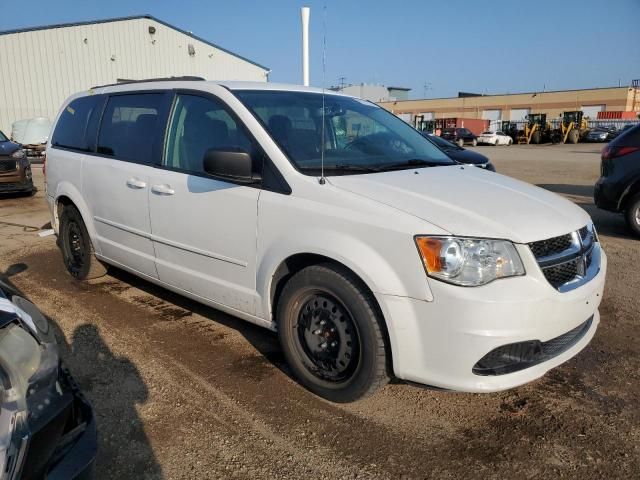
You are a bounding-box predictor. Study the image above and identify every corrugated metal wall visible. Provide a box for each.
[0,18,269,134]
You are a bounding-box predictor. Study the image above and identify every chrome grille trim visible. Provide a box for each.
[529,224,601,292]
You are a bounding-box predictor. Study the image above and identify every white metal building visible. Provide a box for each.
[0,15,270,134]
[330,84,411,103]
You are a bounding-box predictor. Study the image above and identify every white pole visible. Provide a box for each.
[301,7,310,86]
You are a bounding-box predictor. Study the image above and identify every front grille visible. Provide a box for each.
[529,234,572,259]
[0,159,17,173]
[473,316,593,376]
[542,258,579,288]
[529,225,600,292]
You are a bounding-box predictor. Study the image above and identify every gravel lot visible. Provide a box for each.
[1,143,638,479]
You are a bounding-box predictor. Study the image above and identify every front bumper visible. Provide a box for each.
[594,177,619,212]
[45,367,97,480]
[0,179,33,193]
[376,246,606,392]
[14,366,97,480]
[0,165,33,194]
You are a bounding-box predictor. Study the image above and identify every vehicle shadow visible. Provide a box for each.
[105,267,288,371]
[0,264,164,479]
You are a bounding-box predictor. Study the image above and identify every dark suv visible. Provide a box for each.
[594,124,640,236]
[0,129,34,194]
[440,128,477,147]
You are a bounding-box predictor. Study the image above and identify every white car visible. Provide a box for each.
[478,130,513,145]
[45,79,606,402]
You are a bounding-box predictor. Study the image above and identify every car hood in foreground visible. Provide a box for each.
[328,166,590,243]
[0,140,20,155]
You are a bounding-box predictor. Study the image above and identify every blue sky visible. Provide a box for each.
[1,0,639,99]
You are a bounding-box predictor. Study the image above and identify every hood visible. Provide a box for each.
[328,166,591,243]
[444,148,489,165]
[0,140,20,155]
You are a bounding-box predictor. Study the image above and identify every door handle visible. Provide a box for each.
[126,178,147,189]
[151,184,175,196]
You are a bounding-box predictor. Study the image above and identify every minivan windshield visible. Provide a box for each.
[234,90,454,175]
[0,130,8,142]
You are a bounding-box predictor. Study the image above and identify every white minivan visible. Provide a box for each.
[45,79,606,402]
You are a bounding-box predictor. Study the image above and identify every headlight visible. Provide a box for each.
[10,149,25,159]
[0,325,41,400]
[415,236,525,286]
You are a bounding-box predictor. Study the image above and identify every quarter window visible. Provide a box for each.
[164,94,253,174]
[97,94,165,164]
[51,95,104,151]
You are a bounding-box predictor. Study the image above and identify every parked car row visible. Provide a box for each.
[44,79,605,404]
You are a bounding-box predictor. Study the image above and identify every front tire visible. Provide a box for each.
[625,194,640,238]
[277,264,389,403]
[59,205,107,280]
[568,129,580,144]
[472,138,477,147]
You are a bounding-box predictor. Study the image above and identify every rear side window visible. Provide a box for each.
[97,93,165,164]
[51,95,104,151]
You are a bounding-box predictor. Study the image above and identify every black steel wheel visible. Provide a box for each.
[277,264,389,402]
[294,293,360,382]
[59,205,107,280]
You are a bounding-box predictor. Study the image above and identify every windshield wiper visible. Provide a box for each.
[376,159,448,172]
[300,164,380,173]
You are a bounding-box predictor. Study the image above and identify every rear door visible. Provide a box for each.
[147,91,260,314]
[84,91,171,278]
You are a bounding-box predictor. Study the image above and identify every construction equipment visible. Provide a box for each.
[414,115,435,133]
[501,121,518,142]
[551,111,589,144]
[517,114,550,144]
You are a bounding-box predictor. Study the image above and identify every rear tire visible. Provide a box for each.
[457,138,464,148]
[59,205,107,280]
[277,264,389,403]
[472,138,477,147]
[625,194,640,238]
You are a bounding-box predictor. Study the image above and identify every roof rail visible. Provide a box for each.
[91,76,205,89]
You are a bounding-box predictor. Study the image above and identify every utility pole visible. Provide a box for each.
[338,76,347,89]
[423,82,432,98]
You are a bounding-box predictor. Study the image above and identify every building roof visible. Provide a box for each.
[0,14,269,71]
[384,85,634,103]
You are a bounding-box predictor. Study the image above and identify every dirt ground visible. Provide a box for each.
[0,143,638,479]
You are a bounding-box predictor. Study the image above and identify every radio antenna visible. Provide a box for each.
[319,6,327,185]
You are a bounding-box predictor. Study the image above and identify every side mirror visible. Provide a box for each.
[202,148,260,184]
